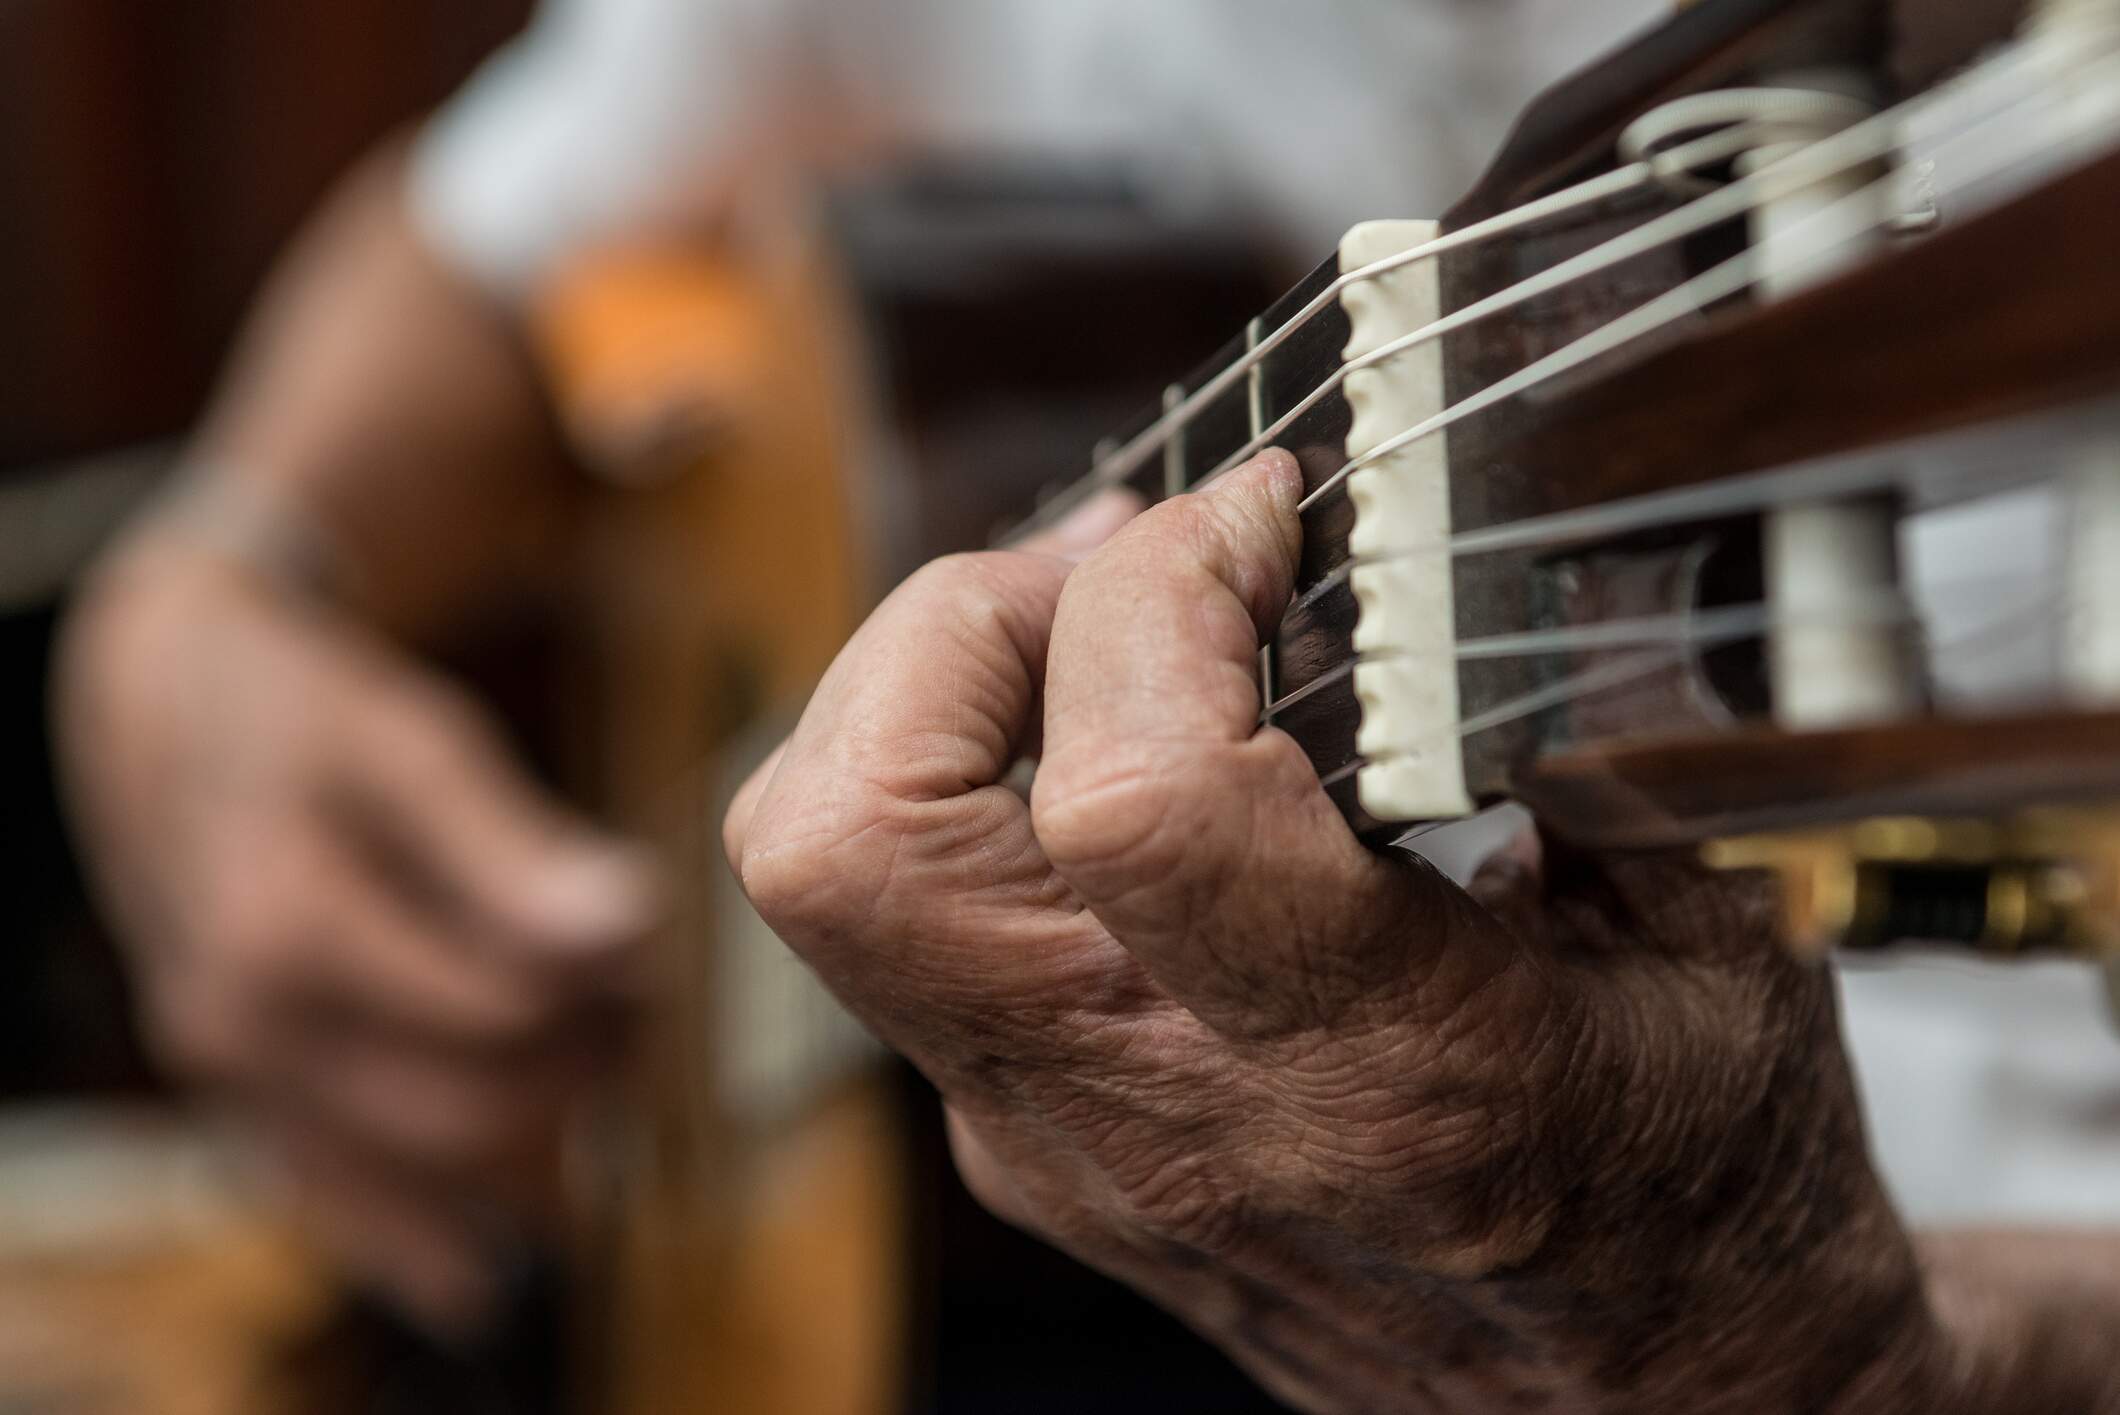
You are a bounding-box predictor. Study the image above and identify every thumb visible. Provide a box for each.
[333,670,664,956]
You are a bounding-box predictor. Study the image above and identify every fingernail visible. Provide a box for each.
[1046,488,1143,561]
[530,844,666,946]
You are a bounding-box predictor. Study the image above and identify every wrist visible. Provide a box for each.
[104,459,361,608]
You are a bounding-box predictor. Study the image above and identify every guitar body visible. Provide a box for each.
[527,171,1282,1411]
[532,208,896,1415]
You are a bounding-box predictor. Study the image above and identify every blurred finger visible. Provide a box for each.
[297,845,577,1047]
[333,676,665,958]
[287,1015,596,1181]
[264,1120,505,1340]
[1013,488,1144,561]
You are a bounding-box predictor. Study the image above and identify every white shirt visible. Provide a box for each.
[410,0,1669,293]
[409,0,2120,1226]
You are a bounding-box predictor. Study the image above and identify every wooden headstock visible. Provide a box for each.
[1049,0,2120,960]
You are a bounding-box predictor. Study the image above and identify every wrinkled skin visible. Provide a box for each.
[725,453,1938,1413]
[56,539,661,1333]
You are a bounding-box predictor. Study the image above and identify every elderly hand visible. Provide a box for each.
[56,532,661,1334]
[725,452,1945,1413]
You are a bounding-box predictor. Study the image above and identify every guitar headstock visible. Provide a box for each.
[1035,0,2120,961]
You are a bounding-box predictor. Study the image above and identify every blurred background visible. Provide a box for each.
[0,6,530,1410]
[23,3,2120,1412]
[0,2,1301,1410]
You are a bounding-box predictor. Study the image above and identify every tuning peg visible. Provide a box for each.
[1704,809,2120,962]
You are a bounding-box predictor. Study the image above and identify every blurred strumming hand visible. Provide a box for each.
[56,530,660,1333]
[52,151,662,1336]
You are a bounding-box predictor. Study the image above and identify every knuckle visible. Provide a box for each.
[737,793,909,947]
[206,839,333,980]
[734,812,795,913]
[1032,753,1193,889]
[738,826,856,942]
[903,552,1049,661]
[903,549,1013,605]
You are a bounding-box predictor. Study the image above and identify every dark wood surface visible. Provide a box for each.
[1519,710,2120,850]
[0,0,531,471]
[1449,0,1884,223]
[1450,0,2032,226]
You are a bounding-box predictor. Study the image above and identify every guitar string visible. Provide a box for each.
[1263,567,2060,723]
[1314,649,1677,790]
[1287,68,2114,789]
[1077,41,2109,795]
[1256,604,1785,723]
[1189,60,2058,502]
[1016,106,1922,538]
[1348,24,2119,525]
[1009,20,2091,542]
[1295,49,2108,519]
[1287,47,2120,600]
[1013,164,1652,536]
[1016,160,1665,535]
[1285,445,1986,624]
[1310,577,2068,789]
[680,30,2109,819]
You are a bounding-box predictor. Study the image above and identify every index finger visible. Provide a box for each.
[728,550,1126,1061]
[1034,453,1466,1037]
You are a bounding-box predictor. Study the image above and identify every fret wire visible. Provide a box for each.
[1083,162,1647,485]
[1161,384,1186,500]
[1003,160,1661,541]
[1195,121,1817,496]
[1261,657,1357,720]
[1244,316,1266,444]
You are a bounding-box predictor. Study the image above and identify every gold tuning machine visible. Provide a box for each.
[1703,809,2120,963]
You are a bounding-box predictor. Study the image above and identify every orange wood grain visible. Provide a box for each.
[532,212,899,1415]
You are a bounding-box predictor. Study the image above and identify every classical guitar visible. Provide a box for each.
[530,0,2120,1406]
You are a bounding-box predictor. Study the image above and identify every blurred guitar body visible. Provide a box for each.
[525,164,1282,1413]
